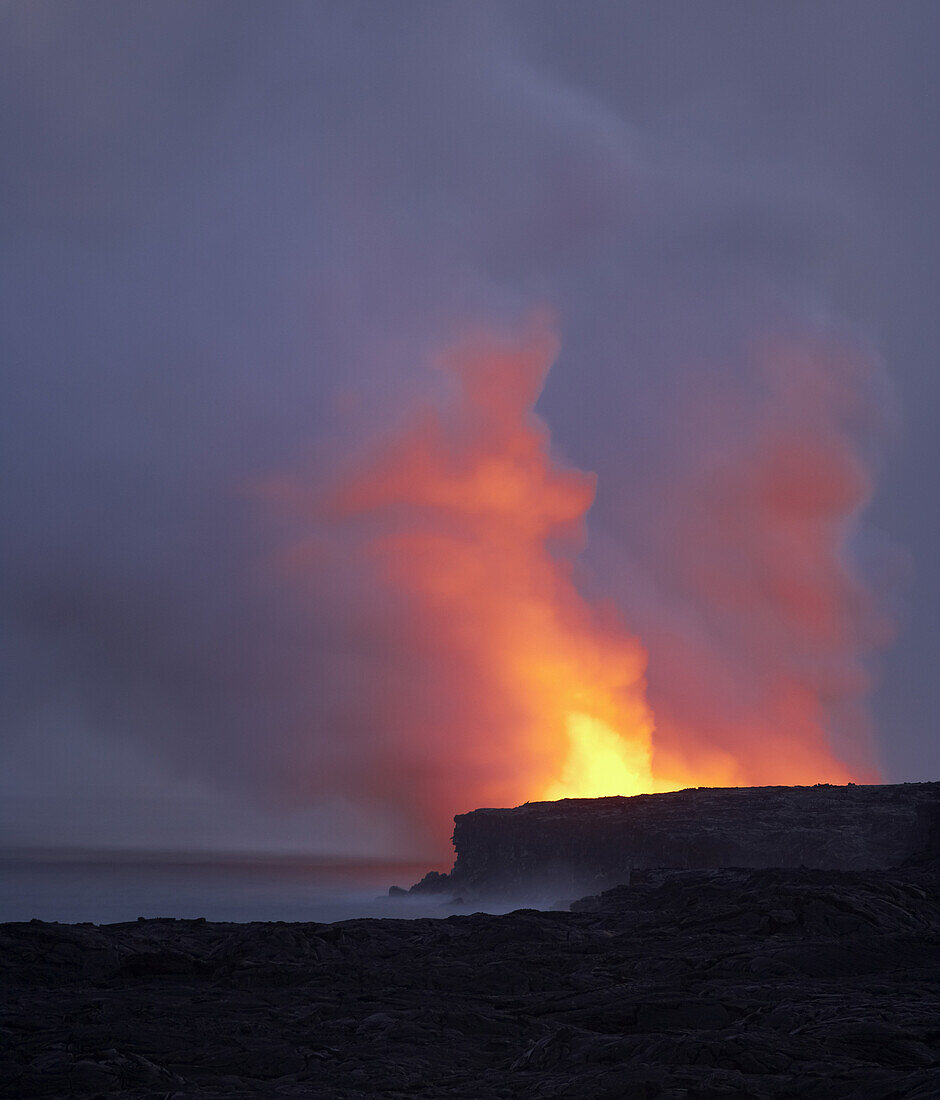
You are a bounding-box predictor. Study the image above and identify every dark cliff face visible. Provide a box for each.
[434,783,940,901]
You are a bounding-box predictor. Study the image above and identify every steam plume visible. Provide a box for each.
[3,2,918,856]
[264,321,884,849]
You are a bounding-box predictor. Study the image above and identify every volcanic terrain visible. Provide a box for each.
[2,783,937,1098]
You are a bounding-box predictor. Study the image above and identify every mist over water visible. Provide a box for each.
[0,853,455,925]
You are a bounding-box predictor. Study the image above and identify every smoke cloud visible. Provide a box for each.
[2,1,928,857]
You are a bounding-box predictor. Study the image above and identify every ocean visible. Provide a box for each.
[0,852,451,925]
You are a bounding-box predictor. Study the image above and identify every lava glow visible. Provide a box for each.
[273,317,877,842]
[545,712,654,801]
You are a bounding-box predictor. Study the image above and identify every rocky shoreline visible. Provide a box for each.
[3,783,938,1097]
[2,856,938,1097]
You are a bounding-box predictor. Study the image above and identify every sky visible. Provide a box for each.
[1,1,937,859]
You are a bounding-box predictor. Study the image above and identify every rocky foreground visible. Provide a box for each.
[2,859,938,1098]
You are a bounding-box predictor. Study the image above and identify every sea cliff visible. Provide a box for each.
[408,782,940,901]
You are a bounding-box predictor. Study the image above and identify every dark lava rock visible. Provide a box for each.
[1,860,937,1098]
[417,781,940,901]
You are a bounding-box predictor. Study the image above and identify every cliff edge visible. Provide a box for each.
[407,782,940,901]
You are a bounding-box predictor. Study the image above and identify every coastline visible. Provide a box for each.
[3,860,937,1098]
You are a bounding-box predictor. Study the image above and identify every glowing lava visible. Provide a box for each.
[545,712,654,800]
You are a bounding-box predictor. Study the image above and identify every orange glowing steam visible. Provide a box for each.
[326,318,659,810]
[269,319,878,846]
[638,339,884,790]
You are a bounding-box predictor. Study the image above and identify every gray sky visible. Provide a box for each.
[1,1,936,857]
